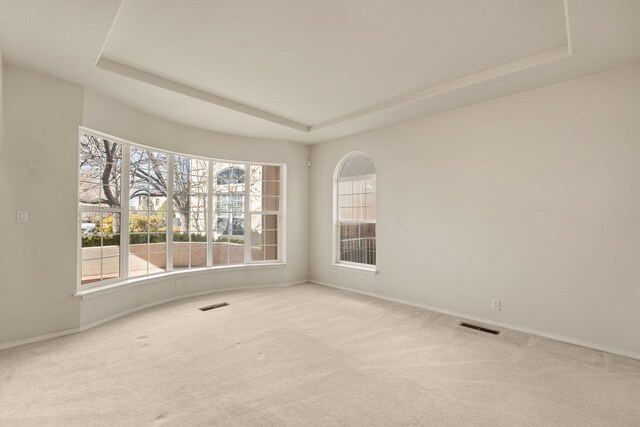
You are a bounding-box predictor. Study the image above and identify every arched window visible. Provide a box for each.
[335,152,376,267]
[216,167,245,185]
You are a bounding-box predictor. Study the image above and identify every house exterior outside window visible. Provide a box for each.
[334,152,376,269]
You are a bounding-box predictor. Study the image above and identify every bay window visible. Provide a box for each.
[78,128,284,289]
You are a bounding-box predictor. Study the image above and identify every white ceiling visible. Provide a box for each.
[1,1,639,144]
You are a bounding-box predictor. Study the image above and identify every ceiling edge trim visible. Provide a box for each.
[95,57,311,132]
[93,0,126,67]
[97,44,570,135]
[564,0,573,54]
[94,0,572,134]
[311,45,571,132]
[313,0,572,131]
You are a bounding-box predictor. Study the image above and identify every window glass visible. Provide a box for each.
[79,133,122,284]
[128,148,168,277]
[250,166,280,262]
[79,130,283,288]
[212,162,246,265]
[173,156,208,269]
[336,153,376,266]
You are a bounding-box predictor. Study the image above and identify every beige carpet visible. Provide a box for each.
[1,283,639,426]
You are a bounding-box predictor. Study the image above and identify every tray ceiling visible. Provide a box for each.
[1,0,639,143]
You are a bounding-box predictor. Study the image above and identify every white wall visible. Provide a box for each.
[3,62,640,358]
[310,65,640,357]
[0,67,84,344]
[0,67,310,347]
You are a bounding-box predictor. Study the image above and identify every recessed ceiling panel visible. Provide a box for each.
[101,0,568,125]
[3,0,638,144]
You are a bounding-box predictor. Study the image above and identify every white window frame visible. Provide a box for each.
[332,152,377,274]
[77,127,286,291]
[247,164,284,265]
[76,131,126,289]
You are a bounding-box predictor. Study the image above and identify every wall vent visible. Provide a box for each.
[459,322,500,335]
[199,302,229,311]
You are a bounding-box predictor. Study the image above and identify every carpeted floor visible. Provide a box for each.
[1,283,639,426]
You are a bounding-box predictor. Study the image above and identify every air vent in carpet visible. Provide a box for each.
[199,302,229,311]
[459,322,500,335]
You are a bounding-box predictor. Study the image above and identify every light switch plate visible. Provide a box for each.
[17,210,28,223]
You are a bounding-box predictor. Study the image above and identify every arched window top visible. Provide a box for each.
[338,152,375,178]
[217,166,245,185]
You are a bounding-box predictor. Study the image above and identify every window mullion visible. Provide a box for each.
[335,181,340,264]
[167,155,174,272]
[278,164,284,263]
[244,163,251,263]
[121,143,130,280]
[206,160,213,267]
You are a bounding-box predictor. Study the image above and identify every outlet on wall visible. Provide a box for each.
[491,299,501,311]
[176,280,182,288]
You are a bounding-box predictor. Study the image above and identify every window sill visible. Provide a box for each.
[331,263,378,276]
[74,263,287,300]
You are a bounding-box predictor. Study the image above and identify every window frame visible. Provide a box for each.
[332,152,377,273]
[77,127,286,291]
[77,132,124,288]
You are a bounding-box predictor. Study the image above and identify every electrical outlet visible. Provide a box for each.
[491,299,501,311]
[176,280,182,288]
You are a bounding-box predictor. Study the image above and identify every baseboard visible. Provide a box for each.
[0,280,309,352]
[12,279,635,361]
[80,280,308,332]
[310,280,640,361]
[0,327,81,351]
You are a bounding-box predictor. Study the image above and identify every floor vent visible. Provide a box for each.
[459,322,500,335]
[199,302,229,311]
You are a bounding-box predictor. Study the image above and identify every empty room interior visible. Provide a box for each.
[1,0,640,425]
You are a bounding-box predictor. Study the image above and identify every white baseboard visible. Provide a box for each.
[310,280,640,361]
[8,279,636,362]
[80,281,308,332]
[0,281,308,352]
[0,327,81,351]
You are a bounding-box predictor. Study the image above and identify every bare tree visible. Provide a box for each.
[80,135,200,233]
[129,149,169,204]
[79,134,121,207]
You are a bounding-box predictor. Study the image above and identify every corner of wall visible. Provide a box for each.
[0,66,84,347]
